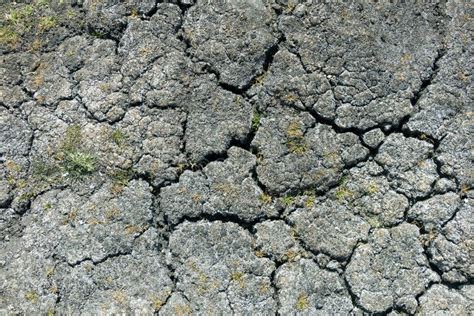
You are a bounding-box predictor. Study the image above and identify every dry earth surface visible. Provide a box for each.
[0,0,473,314]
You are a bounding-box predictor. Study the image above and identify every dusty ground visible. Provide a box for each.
[0,0,473,314]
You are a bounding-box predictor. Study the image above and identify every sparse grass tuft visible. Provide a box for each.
[304,193,316,208]
[110,168,133,189]
[130,8,139,18]
[231,272,245,288]
[90,30,106,38]
[459,183,470,197]
[287,140,308,154]
[367,181,378,195]
[1,2,62,49]
[286,121,307,154]
[282,93,298,103]
[25,291,39,303]
[335,176,353,202]
[60,125,82,153]
[38,16,57,31]
[64,209,77,224]
[335,186,353,202]
[295,293,309,311]
[286,121,304,139]
[259,192,272,204]
[173,303,192,316]
[5,5,35,24]
[46,266,55,278]
[322,151,339,162]
[192,194,201,203]
[152,297,164,311]
[212,183,237,195]
[112,290,128,305]
[258,282,270,294]
[105,208,120,221]
[283,249,300,262]
[254,71,267,85]
[18,191,36,202]
[124,224,146,235]
[0,26,20,47]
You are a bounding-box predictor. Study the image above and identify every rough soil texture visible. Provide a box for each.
[0,0,473,315]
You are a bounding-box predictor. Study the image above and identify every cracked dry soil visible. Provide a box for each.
[0,0,473,315]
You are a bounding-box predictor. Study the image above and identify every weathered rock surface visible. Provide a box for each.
[252,105,369,194]
[167,220,276,314]
[346,224,440,314]
[275,259,354,314]
[418,284,473,315]
[428,199,473,284]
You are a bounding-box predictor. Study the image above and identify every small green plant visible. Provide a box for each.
[295,293,309,311]
[0,4,34,47]
[45,266,55,278]
[281,195,295,206]
[90,30,106,38]
[130,8,139,18]
[459,183,470,197]
[283,249,301,262]
[63,151,95,177]
[251,110,261,131]
[111,129,127,147]
[56,125,97,178]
